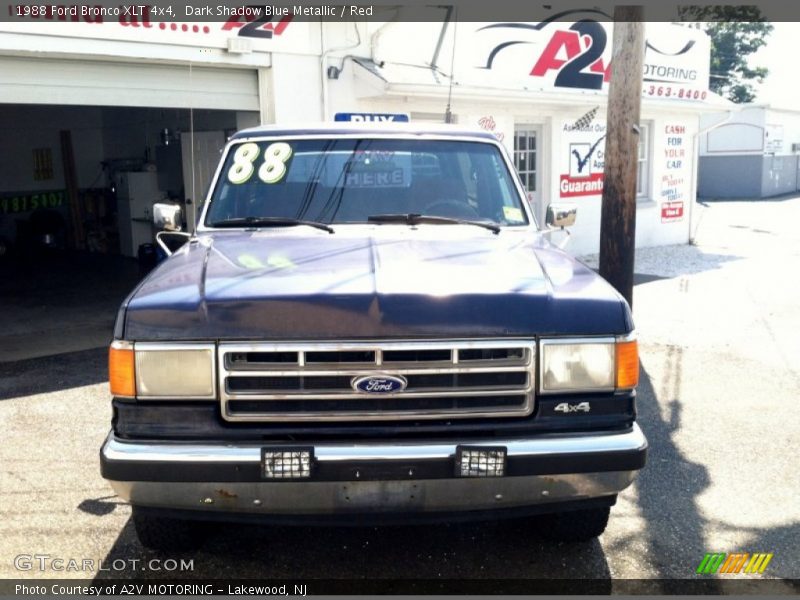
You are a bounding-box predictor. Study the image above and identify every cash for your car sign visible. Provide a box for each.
[661,123,690,223]
[560,121,607,198]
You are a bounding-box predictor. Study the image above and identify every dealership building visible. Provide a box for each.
[0,13,722,258]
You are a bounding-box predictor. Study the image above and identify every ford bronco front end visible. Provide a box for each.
[101,124,647,550]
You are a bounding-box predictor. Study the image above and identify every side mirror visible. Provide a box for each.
[153,203,183,232]
[545,203,577,228]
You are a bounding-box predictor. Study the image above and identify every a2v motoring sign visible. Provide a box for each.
[464,19,709,99]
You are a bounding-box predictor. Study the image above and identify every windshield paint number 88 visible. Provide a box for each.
[227,142,293,185]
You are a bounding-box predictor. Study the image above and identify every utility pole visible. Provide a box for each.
[599,7,645,307]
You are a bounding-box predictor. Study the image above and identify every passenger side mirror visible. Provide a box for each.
[545,203,577,228]
[153,203,183,232]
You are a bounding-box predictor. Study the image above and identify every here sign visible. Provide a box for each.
[334,112,410,123]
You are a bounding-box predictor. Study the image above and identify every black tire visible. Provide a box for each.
[132,507,206,551]
[536,506,610,542]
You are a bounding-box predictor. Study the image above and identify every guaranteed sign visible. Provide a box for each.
[559,121,606,198]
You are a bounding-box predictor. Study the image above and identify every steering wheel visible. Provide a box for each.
[421,200,480,219]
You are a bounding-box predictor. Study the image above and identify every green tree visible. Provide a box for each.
[679,7,773,103]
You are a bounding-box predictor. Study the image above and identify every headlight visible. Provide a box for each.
[540,336,638,393]
[109,341,216,399]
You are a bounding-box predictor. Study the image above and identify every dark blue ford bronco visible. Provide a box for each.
[101,123,646,550]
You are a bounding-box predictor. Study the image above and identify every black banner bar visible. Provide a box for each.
[1,0,799,23]
[1,578,800,595]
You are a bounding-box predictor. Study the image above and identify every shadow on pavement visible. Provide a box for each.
[0,250,142,299]
[78,495,127,517]
[620,359,800,591]
[0,346,107,401]
[583,248,743,281]
[0,250,143,363]
[633,273,667,285]
[635,251,742,279]
[625,357,717,589]
[93,514,613,588]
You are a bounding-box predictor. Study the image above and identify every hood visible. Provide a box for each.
[121,228,631,340]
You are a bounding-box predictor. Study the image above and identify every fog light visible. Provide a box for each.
[261,448,313,479]
[455,446,507,477]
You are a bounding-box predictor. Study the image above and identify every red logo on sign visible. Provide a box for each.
[531,23,611,90]
[560,172,605,198]
[661,201,684,222]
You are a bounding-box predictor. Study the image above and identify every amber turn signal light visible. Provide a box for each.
[109,342,135,397]
[616,339,639,389]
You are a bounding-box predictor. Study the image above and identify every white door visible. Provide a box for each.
[513,127,541,221]
[181,131,226,232]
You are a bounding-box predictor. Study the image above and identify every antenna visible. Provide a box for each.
[189,62,196,234]
[444,7,458,124]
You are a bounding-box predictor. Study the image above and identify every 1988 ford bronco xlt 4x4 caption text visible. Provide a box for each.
[101,123,647,550]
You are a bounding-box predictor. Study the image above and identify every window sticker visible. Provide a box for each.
[259,142,293,184]
[503,206,524,222]
[227,143,260,184]
[227,142,293,185]
[342,151,412,188]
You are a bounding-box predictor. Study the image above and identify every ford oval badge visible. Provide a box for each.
[353,375,407,394]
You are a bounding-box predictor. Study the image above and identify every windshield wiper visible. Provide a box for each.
[367,213,501,234]
[209,216,334,234]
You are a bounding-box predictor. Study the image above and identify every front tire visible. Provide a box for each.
[536,506,610,542]
[132,507,206,551]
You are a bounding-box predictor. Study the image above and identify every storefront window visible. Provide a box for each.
[637,123,651,199]
[513,129,537,194]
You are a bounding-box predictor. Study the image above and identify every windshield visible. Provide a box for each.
[204,138,529,227]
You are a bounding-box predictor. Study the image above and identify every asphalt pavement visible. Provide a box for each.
[1,197,799,590]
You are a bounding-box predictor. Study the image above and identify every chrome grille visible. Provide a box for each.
[219,340,535,422]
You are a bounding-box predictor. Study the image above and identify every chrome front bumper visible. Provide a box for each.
[101,424,647,515]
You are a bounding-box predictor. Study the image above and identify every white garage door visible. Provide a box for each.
[0,56,259,111]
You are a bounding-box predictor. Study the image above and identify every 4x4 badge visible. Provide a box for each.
[554,401,591,413]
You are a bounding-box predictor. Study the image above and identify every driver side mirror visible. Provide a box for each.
[545,203,577,228]
[153,203,183,232]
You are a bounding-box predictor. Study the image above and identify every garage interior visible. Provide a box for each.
[0,102,259,362]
